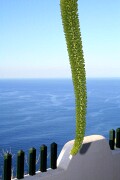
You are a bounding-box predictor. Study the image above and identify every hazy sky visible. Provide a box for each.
[1,0,120,78]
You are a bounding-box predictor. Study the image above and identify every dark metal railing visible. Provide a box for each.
[3,142,57,180]
[109,128,120,150]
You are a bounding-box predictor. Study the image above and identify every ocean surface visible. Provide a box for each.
[0,78,120,177]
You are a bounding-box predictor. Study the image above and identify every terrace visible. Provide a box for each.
[2,128,120,180]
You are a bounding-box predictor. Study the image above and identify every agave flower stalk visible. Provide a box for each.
[60,0,87,155]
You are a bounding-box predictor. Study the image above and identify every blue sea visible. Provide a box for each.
[0,78,120,177]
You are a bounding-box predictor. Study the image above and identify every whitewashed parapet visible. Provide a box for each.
[13,135,120,180]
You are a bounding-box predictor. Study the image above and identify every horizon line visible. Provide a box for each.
[0,77,120,80]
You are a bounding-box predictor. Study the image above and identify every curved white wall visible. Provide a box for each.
[13,135,120,180]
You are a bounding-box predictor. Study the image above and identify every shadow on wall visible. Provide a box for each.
[79,142,92,154]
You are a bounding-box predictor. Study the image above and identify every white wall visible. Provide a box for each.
[13,135,120,180]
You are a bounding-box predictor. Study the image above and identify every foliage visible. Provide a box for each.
[60,0,87,155]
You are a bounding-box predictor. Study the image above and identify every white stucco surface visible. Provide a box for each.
[13,135,120,180]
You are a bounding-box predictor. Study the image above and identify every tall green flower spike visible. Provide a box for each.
[60,0,87,155]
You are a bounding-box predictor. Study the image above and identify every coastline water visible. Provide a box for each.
[0,78,120,177]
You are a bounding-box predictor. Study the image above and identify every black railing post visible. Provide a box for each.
[116,128,120,148]
[40,145,47,172]
[51,142,57,169]
[109,129,115,150]
[4,153,12,180]
[29,147,36,176]
[17,150,24,179]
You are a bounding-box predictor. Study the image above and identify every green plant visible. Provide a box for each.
[60,0,87,155]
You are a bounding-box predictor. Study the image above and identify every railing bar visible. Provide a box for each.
[109,129,115,150]
[4,153,12,180]
[116,128,120,148]
[29,147,36,176]
[51,142,57,169]
[40,145,47,172]
[17,150,24,179]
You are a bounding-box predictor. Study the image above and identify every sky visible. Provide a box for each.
[0,0,120,79]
